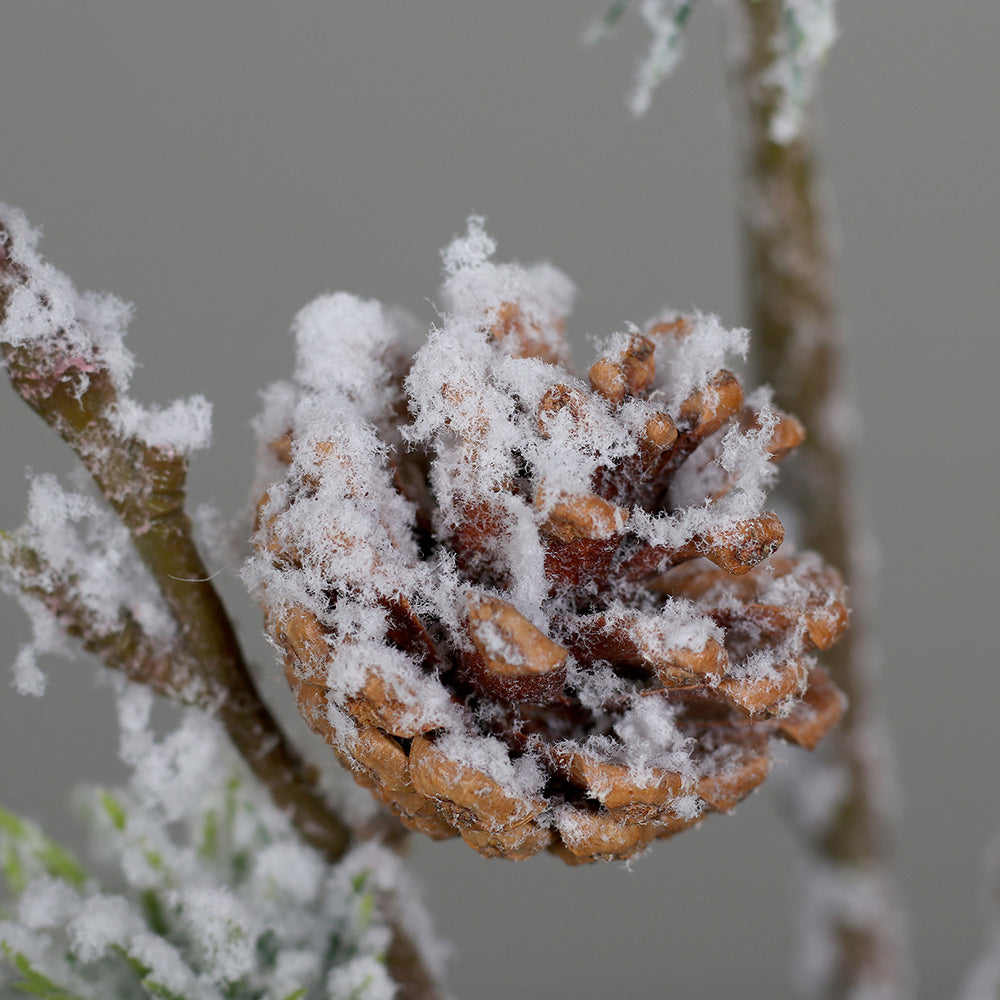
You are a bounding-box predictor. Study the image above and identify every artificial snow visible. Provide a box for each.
[765,0,838,144]
[627,0,693,117]
[0,203,213,455]
[112,393,214,453]
[0,205,135,392]
[1,474,177,696]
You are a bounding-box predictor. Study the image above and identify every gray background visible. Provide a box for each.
[1,3,998,998]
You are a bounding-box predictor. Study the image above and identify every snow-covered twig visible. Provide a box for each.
[0,209,443,1000]
[585,0,698,117]
[0,209,352,866]
[2,529,201,702]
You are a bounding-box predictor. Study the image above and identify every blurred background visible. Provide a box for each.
[1,3,998,998]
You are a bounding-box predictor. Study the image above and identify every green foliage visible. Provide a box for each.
[33,841,87,889]
[115,947,193,1000]
[2,839,27,895]
[143,983,192,1000]
[0,808,28,838]
[3,949,92,1000]
[347,976,374,1000]
[98,791,127,832]
[141,889,169,937]
[199,809,219,861]
[0,731,403,1000]
[0,806,87,892]
[582,0,630,44]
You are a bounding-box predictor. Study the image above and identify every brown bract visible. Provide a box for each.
[463,593,569,705]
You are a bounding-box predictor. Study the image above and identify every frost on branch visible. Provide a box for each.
[0,205,214,695]
[0,203,211,454]
[0,474,178,697]
[244,218,849,863]
[0,681,437,1000]
[625,0,695,118]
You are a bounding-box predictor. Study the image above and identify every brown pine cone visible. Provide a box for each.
[245,219,848,863]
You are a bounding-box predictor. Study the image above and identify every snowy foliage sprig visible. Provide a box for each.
[0,681,429,1000]
[587,0,837,141]
[761,0,837,143]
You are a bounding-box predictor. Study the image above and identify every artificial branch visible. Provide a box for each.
[727,2,909,997]
[0,217,442,1000]
[0,337,353,865]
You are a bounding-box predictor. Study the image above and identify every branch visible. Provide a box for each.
[2,535,204,702]
[0,340,352,865]
[726,3,910,998]
[0,212,445,999]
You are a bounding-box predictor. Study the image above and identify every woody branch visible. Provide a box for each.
[0,214,441,1000]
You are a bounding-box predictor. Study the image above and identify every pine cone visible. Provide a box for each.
[246,220,848,863]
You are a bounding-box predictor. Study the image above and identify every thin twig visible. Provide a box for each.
[2,537,204,701]
[726,2,910,997]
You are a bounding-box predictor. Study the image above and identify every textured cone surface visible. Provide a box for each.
[246,221,848,862]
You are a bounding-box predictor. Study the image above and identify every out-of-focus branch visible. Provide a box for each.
[727,2,910,998]
[0,215,444,1000]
